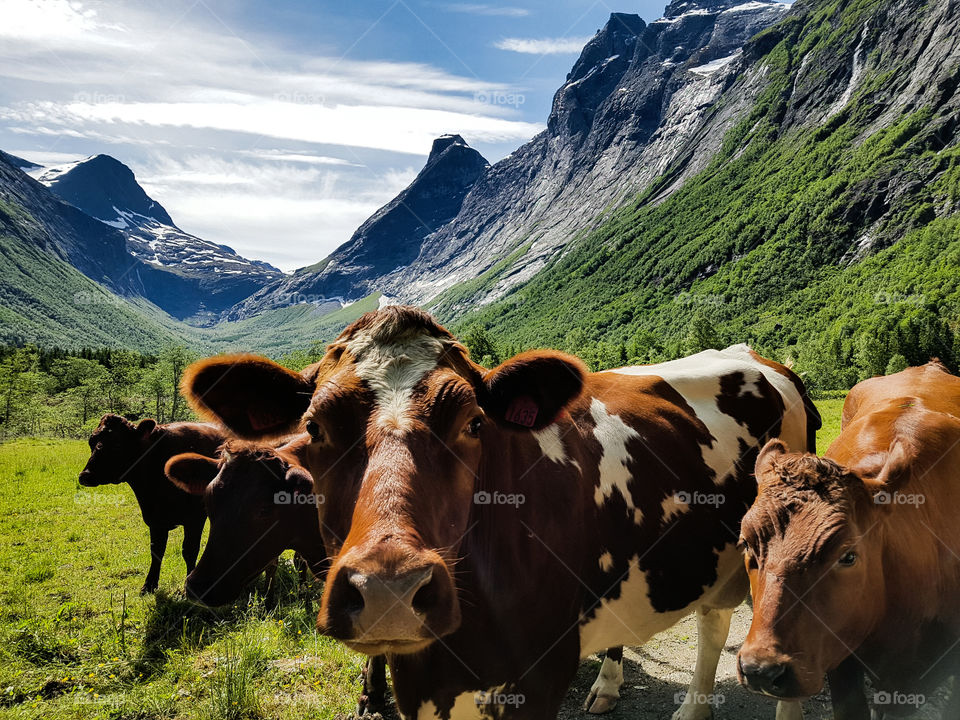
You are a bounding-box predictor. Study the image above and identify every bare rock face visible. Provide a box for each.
[37,155,282,322]
[227,134,488,320]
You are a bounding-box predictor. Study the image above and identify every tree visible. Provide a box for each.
[462,325,500,368]
[159,346,196,422]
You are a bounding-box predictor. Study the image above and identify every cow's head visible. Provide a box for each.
[181,306,587,655]
[165,436,319,606]
[79,414,157,486]
[737,438,907,699]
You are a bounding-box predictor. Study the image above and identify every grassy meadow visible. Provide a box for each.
[0,399,846,719]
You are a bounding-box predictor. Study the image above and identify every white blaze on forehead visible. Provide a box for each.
[605,346,770,486]
[591,398,642,512]
[344,327,447,432]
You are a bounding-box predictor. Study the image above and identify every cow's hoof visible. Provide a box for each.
[356,694,387,716]
[671,705,713,720]
[140,584,157,595]
[583,691,618,714]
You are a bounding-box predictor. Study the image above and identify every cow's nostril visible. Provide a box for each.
[411,573,439,614]
[343,572,367,615]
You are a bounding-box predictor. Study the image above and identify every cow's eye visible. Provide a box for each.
[838,550,858,567]
[306,420,323,442]
[465,416,483,438]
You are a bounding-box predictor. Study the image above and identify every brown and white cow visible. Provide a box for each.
[738,362,960,719]
[79,414,224,593]
[164,434,390,715]
[181,306,818,720]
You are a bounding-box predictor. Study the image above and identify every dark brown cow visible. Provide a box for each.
[164,434,389,715]
[181,307,819,720]
[738,362,960,719]
[78,414,224,593]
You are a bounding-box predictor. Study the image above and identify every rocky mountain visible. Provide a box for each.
[0,152,191,349]
[228,134,488,320]
[0,151,41,173]
[232,0,786,317]
[456,0,960,387]
[36,155,282,321]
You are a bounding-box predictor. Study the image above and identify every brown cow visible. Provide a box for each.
[738,362,960,719]
[180,306,818,720]
[79,414,224,593]
[164,434,390,715]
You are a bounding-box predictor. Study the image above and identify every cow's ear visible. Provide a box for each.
[285,466,314,496]
[479,350,587,430]
[182,354,314,439]
[754,439,788,479]
[853,438,911,493]
[136,419,157,438]
[165,453,219,495]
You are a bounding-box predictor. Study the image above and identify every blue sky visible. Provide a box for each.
[1,0,666,270]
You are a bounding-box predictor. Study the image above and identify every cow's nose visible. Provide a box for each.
[78,469,94,486]
[323,560,454,652]
[738,655,790,694]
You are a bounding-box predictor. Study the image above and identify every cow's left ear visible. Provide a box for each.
[479,350,587,430]
[165,453,219,495]
[182,354,315,439]
[136,419,157,439]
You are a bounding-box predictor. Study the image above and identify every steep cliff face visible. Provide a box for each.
[227,134,488,320]
[455,0,960,384]
[37,155,282,321]
[381,0,789,308]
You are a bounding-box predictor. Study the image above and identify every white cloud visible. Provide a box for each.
[0,0,546,271]
[438,4,531,16]
[494,37,592,54]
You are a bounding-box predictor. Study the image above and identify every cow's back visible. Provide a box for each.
[576,346,815,656]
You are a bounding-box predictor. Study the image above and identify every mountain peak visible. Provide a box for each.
[428,134,468,161]
[37,154,175,227]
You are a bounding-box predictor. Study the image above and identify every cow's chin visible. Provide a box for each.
[345,638,435,656]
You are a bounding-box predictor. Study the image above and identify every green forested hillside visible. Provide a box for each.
[0,198,193,351]
[452,0,960,392]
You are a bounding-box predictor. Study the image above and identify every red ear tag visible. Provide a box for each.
[505,396,539,428]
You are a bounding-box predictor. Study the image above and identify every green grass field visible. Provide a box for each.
[0,399,845,719]
[0,439,364,720]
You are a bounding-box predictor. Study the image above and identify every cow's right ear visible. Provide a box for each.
[182,354,315,439]
[165,453,219,496]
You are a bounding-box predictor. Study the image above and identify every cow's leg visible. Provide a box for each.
[827,656,869,720]
[263,556,279,604]
[182,519,203,575]
[672,607,733,720]
[293,551,313,614]
[142,526,168,594]
[356,655,388,715]
[775,701,804,720]
[583,646,623,714]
